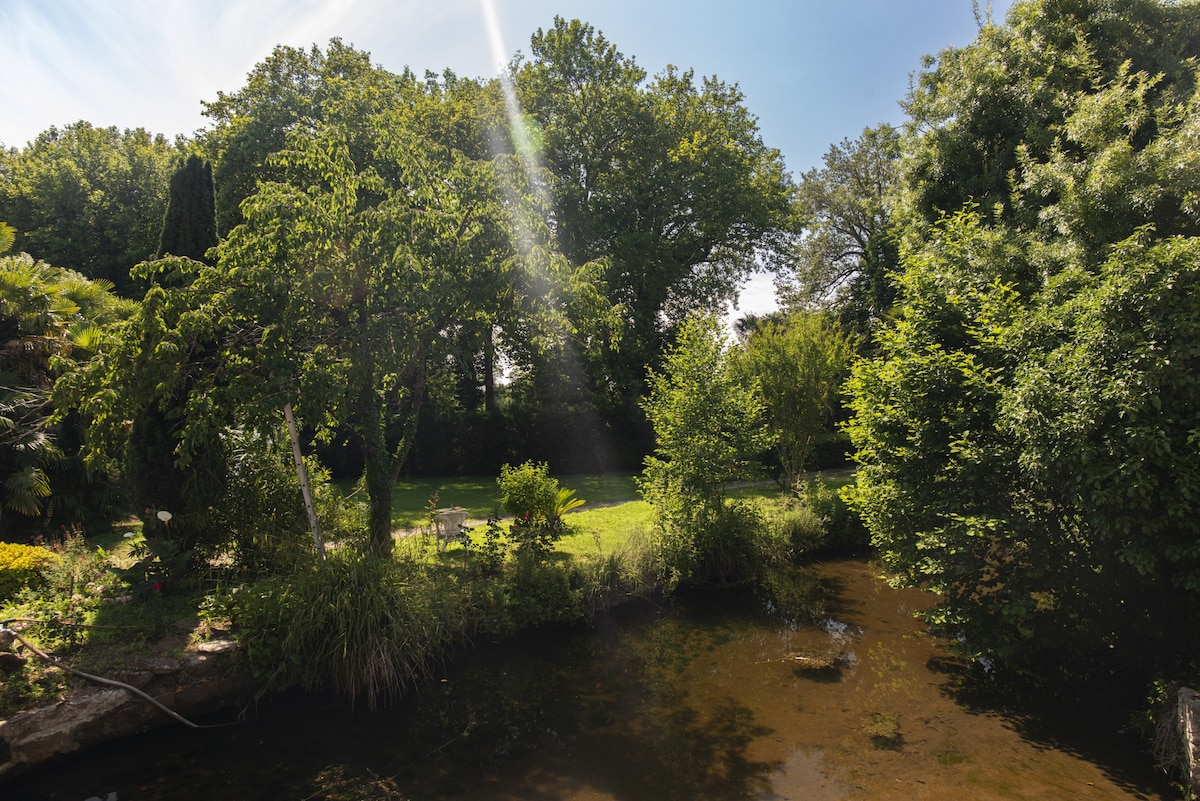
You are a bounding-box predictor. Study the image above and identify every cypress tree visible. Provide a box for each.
[157,154,217,262]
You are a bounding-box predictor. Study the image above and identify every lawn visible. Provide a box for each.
[376,473,642,530]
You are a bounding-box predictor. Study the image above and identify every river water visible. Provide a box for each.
[7,558,1176,800]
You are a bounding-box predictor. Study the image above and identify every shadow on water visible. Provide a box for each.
[934,663,1175,801]
[5,557,1180,801]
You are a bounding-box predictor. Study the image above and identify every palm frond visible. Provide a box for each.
[3,465,51,516]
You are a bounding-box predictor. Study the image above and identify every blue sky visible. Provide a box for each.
[0,0,1013,315]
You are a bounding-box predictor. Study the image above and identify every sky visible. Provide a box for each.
[0,0,1014,317]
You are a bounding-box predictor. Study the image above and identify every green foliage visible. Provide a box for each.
[899,0,1200,240]
[847,207,1200,683]
[660,499,765,588]
[117,535,191,597]
[234,553,468,710]
[0,253,131,532]
[2,529,133,657]
[212,59,537,555]
[0,122,181,293]
[780,124,901,334]
[1005,235,1200,590]
[733,312,855,488]
[769,506,827,559]
[469,518,510,576]
[0,541,57,599]
[157,154,216,263]
[210,429,330,570]
[513,18,793,464]
[847,0,1200,690]
[553,487,586,518]
[496,462,587,560]
[640,314,772,586]
[796,479,868,552]
[498,461,560,521]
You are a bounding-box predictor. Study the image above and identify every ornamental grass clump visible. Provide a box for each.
[236,552,469,710]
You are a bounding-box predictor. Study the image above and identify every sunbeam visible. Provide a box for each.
[480,0,618,472]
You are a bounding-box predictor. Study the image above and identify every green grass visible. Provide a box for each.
[348,473,643,530]
[558,500,655,557]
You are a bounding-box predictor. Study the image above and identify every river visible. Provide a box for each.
[6,558,1176,800]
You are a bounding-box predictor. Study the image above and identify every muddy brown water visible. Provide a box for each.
[6,558,1176,800]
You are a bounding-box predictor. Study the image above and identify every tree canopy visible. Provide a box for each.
[846,0,1200,685]
[514,18,794,463]
[779,124,901,336]
[0,122,181,294]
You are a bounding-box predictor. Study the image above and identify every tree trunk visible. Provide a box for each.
[284,403,325,564]
[361,421,394,557]
[484,324,496,413]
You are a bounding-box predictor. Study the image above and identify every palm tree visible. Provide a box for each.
[0,246,126,529]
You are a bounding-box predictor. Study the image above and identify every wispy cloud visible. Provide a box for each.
[0,0,498,146]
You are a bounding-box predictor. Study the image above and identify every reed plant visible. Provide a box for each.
[235,552,469,709]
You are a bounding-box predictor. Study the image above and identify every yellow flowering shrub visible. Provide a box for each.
[0,542,59,601]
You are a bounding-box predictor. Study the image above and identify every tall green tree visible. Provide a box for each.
[157,154,217,262]
[202,46,562,555]
[0,122,181,293]
[847,0,1200,685]
[111,152,222,545]
[216,119,524,554]
[200,39,411,236]
[779,124,901,337]
[639,313,771,586]
[733,312,854,489]
[515,18,793,460]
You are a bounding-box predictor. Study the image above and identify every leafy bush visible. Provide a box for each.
[798,479,868,551]
[497,461,560,522]
[36,529,116,600]
[497,462,585,560]
[209,431,317,570]
[640,314,773,588]
[770,505,827,558]
[0,542,58,600]
[116,536,192,597]
[655,499,765,588]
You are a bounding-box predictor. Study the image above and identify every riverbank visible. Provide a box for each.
[3,558,1182,800]
[0,629,254,781]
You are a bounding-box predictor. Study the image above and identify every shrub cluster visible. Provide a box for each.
[0,542,59,601]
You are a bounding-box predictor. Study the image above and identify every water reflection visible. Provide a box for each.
[6,559,1174,801]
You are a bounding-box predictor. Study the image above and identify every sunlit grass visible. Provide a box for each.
[558,500,654,557]
[373,473,641,530]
